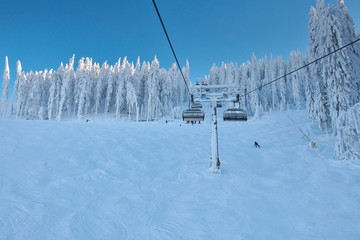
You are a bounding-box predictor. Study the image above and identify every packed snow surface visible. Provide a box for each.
[1,110,360,239]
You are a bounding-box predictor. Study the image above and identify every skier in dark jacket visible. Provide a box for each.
[254,141,260,148]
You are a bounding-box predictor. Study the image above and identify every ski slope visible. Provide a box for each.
[1,110,360,239]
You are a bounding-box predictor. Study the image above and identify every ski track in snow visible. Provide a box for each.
[1,110,360,239]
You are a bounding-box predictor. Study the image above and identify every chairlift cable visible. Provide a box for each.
[152,0,191,96]
[240,38,360,98]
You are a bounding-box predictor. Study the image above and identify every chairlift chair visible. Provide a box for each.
[182,109,205,122]
[223,108,247,121]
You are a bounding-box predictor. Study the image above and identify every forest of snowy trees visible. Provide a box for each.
[2,56,189,121]
[204,0,360,159]
[1,0,359,159]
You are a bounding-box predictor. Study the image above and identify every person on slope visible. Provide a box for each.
[254,141,260,148]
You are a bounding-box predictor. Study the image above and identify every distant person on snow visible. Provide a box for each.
[254,141,260,148]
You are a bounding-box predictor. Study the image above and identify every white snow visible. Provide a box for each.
[1,110,360,239]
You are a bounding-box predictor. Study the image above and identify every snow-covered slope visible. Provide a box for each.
[1,110,359,239]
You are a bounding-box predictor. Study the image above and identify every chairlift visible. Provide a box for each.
[223,108,247,121]
[182,109,205,122]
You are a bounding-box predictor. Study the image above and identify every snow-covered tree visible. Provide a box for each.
[2,56,10,112]
[305,50,315,120]
[336,103,360,159]
[57,55,75,121]
[10,55,188,121]
[259,56,271,112]
[104,64,116,115]
[308,0,360,133]
[268,57,280,110]
[115,57,129,119]
[147,56,160,120]
[219,62,226,85]
[208,64,219,85]
[278,57,287,111]
[95,62,109,115]
[138,61,149,120]
[48,63,64,120]
[126,81,137,121]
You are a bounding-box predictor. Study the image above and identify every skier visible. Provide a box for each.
[254,141,260,148]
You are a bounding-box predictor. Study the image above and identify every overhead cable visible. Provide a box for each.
[241,38,360,98]
[152,0,191,95]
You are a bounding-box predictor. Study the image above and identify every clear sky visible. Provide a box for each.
[1,0,360,85]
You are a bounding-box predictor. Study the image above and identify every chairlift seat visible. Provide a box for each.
[182,109,205,121]
[223,108,247,121]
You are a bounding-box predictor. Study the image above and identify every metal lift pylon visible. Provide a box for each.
[191,85,241,174]
[209,102,221,173]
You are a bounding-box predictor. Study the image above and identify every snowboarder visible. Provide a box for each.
[254,141,260,148]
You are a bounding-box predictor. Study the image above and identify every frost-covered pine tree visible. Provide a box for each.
[277,57,287,111]
[168,63,179,108]
[57,55,75,121]
[309,0,360,133]
[104,64,116,115]
[219,62,226,85]
[308,2,331,132]
[138,61,149,120]
[237,63,245,109]
[14,61,26,117]
[2,56,10,115]
[259,56,270,112]
[88,62,100,115]
[241,62,251,110]
[247,54,259,117]
[288,51,306,109]
[268,57,279,110]
[336,102,360,159]
[94,62,108,115]
[208,64,219,85]
[126,81,137,121]
[305,50,315,120]
[40,69,52,119]
[115,57,129,119]
[132,57,141,119]
[147,56,161,120]
[77,57,88,118]
[226,62,236,85]
[48,63,64,120]
[182,60,190,103]
[325,0,359,131]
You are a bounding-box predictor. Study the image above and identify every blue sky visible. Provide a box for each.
[1,0,360,85]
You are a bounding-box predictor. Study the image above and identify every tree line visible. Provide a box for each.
[3,56,189,121]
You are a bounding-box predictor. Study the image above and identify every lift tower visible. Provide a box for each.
[191,85,240,173]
